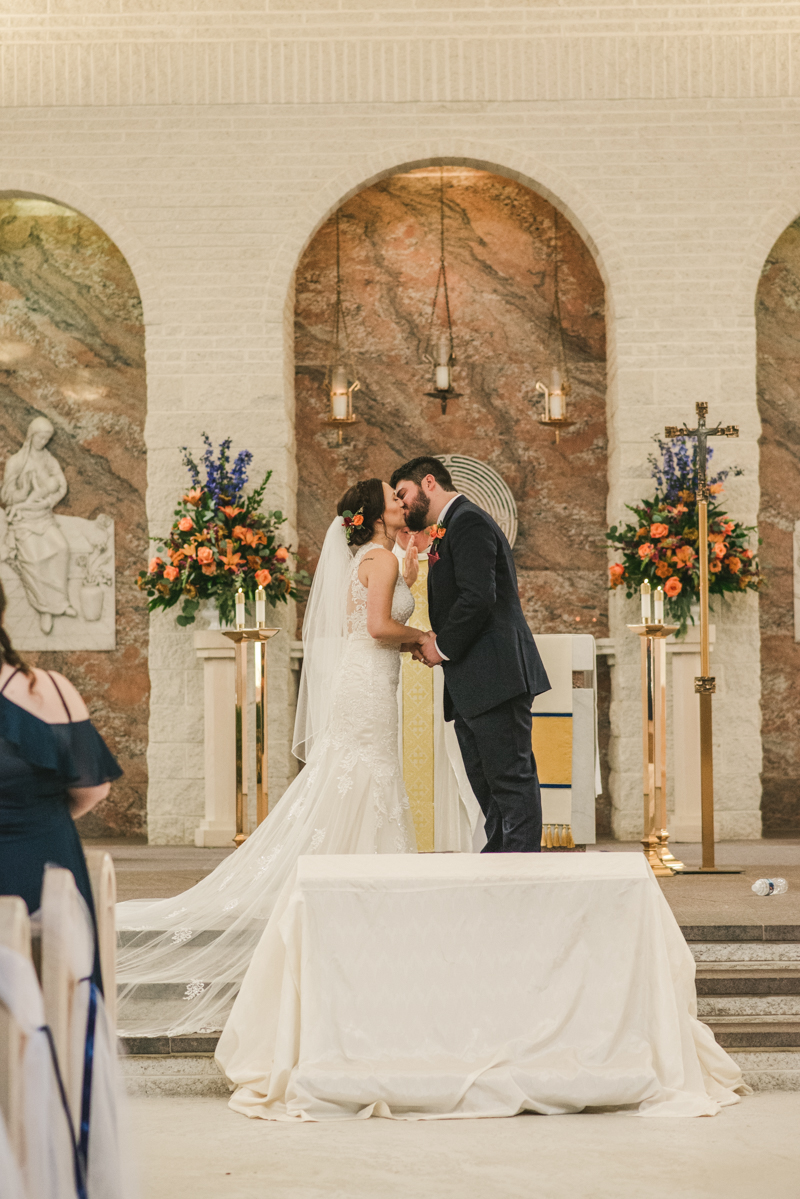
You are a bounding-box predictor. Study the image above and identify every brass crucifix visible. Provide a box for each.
[664,403,741,873]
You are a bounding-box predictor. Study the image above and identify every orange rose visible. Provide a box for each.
[655,561,671,578]
[708,483,723,495]
[723,522,735,534]
[650,523,668,539]
[178,516,193,532]
[743,549,754,559]
[709,560,722,573]
[148,556,163,573]
[726,556,742,574]
[714,542,726,559]
[255,569,272,587]
[664,577,682,598]
[352,514,364,527]
[197,546,214,565]
[201,563,217,576]
[609,563,625,582]
[163,565,179,582]
[274,546,289,562]
[638,543,654,559]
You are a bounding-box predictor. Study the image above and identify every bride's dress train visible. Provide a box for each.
[116,540,417,1036]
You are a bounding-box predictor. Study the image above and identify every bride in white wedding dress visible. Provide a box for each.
[116,480,425,1036]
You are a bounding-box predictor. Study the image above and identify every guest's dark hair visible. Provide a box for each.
[389,457,454,492]
[0,581,33,685]
[336,478,386,548]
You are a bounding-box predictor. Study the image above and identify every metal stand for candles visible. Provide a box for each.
[629,584,685,877]
[222,587,281,847]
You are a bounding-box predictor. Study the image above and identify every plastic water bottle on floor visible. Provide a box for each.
[751,878,788,896]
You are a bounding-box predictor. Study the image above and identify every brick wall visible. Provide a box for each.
[1,3,793,839]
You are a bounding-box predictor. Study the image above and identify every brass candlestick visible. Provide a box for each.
[665,404,742,875]
[222,627,281,847]
[628,619,682,876]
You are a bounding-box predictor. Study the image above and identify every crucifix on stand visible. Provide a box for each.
[664,403,742,875]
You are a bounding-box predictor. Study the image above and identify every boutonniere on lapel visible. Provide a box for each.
[425,522,446,565]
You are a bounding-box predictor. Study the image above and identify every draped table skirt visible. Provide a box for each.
[216,853,746,1121]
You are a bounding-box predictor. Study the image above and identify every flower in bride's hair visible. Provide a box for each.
[353,514,363,526]
[342,507,365,544]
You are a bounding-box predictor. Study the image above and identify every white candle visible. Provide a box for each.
[653,586,664,624]
[331,365,349,420]
[235,587,245,629]
[255,585,266,628]
[549,390,564,420]
[640,581,651,624]
[435,363,450,390]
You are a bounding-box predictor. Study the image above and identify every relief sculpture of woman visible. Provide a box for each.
[0,416,77,635]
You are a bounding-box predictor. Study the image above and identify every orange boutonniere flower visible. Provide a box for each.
[426,522,446,564]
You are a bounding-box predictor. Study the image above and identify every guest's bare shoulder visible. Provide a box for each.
[0,666,89,723]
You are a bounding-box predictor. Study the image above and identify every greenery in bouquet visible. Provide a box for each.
[606,437,762,633]
[137,435,309,626]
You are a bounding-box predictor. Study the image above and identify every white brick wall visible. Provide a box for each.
[1,4,792,839]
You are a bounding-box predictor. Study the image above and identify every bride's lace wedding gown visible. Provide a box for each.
[116,543,417,1036]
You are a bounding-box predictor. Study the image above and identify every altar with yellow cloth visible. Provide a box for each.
[396,548,480,852]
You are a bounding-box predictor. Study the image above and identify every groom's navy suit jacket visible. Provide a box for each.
[427,496,550,721]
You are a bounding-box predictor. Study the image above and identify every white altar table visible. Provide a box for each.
[216,854,745,1122]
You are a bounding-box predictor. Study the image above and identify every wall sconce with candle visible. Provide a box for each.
[423,169,462,415]
[534,211,574,444]
[325,210,360,445]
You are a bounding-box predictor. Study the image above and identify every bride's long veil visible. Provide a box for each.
[292,516,351,761]
[115,517,353,1036]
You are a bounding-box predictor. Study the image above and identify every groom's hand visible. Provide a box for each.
[418,631,444,667]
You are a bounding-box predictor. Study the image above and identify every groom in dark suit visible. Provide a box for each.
[390,457,550,853]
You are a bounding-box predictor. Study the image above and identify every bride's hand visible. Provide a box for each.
[403,542,419,588]
[400,628,427,654]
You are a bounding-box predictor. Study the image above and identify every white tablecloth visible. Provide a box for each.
[216,853,746,1121]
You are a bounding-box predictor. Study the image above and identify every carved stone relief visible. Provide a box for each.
[0,415,115,650]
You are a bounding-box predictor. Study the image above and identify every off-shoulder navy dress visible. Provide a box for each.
[0,669,122,923]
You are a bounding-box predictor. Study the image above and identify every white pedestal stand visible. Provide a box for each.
[668,622,715,843]
[193,630,237,848]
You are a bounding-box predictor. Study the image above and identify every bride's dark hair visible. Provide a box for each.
[337,478,386,548]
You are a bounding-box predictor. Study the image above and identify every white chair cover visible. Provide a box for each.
[40,865,134,1199]
[0,1103,26,1199]
[0,944,75,1199]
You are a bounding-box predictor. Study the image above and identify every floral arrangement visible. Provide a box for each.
[607,437,762,632]
[137,435,309,627]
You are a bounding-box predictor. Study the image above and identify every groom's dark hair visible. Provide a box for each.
[390,457,454,492]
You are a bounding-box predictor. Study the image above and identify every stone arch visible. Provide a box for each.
[291,161,611,830]
[0,172,163,327]
[755,212,800,834]
[0,190,150,838]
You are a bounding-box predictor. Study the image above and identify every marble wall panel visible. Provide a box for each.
[756,220,800,834]
[0,198,148,838]
[295,168,609,826]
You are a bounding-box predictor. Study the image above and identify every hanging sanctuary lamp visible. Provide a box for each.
[325,210,360,445]
[423,169,461,415]
[535,209,574,444]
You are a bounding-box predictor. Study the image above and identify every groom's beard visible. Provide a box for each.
[403,492,431,532]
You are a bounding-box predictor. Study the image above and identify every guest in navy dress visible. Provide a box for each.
[0,583,122,935]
